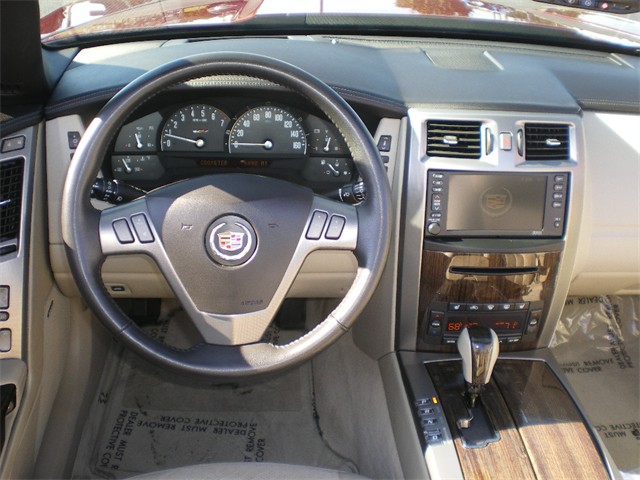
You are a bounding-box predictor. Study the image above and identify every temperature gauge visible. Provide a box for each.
[114,112,161,152]
[112,155,164,181]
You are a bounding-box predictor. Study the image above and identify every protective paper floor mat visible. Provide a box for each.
[71,311,356,479]
[551,296,640,479]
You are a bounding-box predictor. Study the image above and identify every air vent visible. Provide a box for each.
[0,159,24,250]
[426,120,482,159]
[525,124,570,161]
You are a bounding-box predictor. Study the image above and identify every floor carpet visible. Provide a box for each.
[71,309,356,479]
[551,295,640,479]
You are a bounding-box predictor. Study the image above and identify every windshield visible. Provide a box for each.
[39,0,640,50]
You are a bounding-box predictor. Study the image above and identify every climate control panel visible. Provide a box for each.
[422,300,544,346]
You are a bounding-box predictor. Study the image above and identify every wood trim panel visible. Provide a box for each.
[427,362,536,480]
[427,360,609,480]
[494,361,609,480]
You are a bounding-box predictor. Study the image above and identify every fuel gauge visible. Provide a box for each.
[306,115,348,155]
[303,158,354,183]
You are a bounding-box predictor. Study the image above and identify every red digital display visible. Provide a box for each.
[445,316,523,335]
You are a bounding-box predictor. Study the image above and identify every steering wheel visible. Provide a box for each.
[61,53,392,378]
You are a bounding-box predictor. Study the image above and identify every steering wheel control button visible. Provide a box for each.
[206,215,257,267]
[325,215,346,240]
[131,214,154,243]
[306,211,328,240]
[112,219,134,244]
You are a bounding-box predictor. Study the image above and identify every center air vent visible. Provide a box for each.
[0,158,24,250]
[426,120,482,159]
[524,123,570,161]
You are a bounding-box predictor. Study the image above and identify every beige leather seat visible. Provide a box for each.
[129,463,368,479]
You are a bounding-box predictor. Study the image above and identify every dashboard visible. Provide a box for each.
[103,91,359,194]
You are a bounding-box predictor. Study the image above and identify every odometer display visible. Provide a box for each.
[228,106,307,155]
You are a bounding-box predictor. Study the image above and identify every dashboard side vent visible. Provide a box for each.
[0,159,24,251]
[524,123,570,161]
[426,120,482,159]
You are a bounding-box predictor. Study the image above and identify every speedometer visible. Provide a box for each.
[228,106,307,155]
[161,104,230,152]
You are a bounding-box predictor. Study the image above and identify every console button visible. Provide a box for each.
[0,329,11,352]
[554,175,566,183]
[427,223,441,235]
[554,184,564,192]
[325,215,346,240]
[377,135,392,152]
[499,132,512,151]
[449,303,465,312]
[484,304,497,312]
[306,211,328,240]
[498,303,513,311]
[553,193,564,200]
[131,214,154,243]
[0,312,9,322]
[527,310,543,334]
[67,131,81,149]
[467,304,481,312]
[515,302,529,310]
[381,155,390,164]
[432,173,444,180]
[431,194,442,211]
[0,287,8,310]
[112,219,134,244]
[1,135,25,153]
[552,201,563,209]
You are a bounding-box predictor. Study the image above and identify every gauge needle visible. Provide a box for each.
[135,132,143,149]
[164,133,205,148]
[122,158,132,174]
[327,163,340,177]
[323,137,331,152]
[232,140,273,150]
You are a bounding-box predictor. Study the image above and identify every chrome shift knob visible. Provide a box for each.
[457,326,499,408]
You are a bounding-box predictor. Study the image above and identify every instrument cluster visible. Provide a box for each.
[108,100,355,192]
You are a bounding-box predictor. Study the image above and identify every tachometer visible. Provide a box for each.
[228,106,307,155]
[160,104,230,152]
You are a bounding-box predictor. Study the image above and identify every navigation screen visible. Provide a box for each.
[447,174,547,232]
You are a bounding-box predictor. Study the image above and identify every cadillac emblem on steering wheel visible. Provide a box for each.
[206,215,257,267]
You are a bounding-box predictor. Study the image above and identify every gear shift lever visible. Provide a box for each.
[457,326,499,408]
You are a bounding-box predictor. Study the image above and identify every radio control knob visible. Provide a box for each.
[428,222,441,235]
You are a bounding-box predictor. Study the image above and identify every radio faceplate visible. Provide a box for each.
[425,171,568,238]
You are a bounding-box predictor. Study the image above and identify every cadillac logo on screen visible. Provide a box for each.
[206,215,257,267]
[480,187,513,217]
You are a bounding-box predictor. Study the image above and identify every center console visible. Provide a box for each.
[391,110,613,478]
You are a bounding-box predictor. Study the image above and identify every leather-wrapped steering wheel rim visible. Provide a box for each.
[61,52,392,378]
